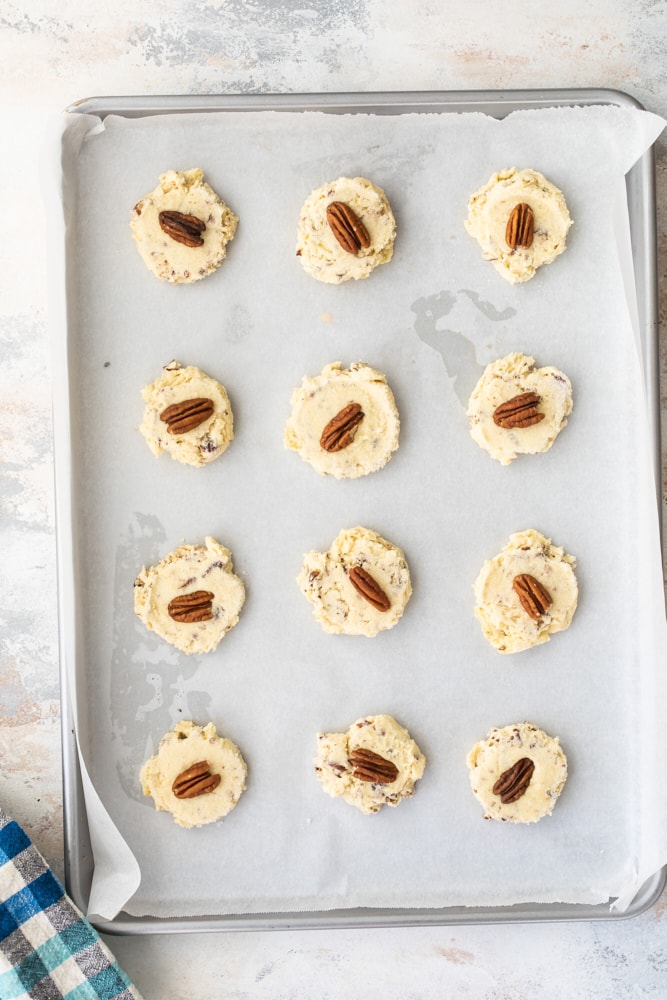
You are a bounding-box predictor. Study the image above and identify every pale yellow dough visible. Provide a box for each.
[134,536,245,655]
[473,529,578,654]
[296,176,396,283]
[140,721,247,829]
[298,526,412,637]
[467,722,568,823]
[284,361,399,478]
[465,168,572,283]
[131,168,238,284]
[315,715,426,814]
[140,361,234,467]
[467,353,573,465]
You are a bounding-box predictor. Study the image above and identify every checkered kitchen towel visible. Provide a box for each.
[0,808,143,1000]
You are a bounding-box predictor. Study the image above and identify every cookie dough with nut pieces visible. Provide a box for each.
[467,353,572,465]
[467,722,568,823]
[131,168,238,284]
[284,361,400,479]
[140,361,234,468]
[296,176,396,283]
[141,720,247,829]
[465,167,572,284]
[473,529,578,654]
[134,536,245,655]
[298,526,412,637]
[315,714,426,814]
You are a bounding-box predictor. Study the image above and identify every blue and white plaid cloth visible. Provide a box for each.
[0,808,143,1000]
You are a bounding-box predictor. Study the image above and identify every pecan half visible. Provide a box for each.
[505,203,534,250]
[168,590,215,623]
[158,210,206,247]
[492,757,535,804]
[513,574,552,621]
[492,391,544,429]
[172,760,221,799]
[348,565,390,612]
[320,402,364,452]
[326,201,371,255]
[160,397,215,435]
[349,747,399,784]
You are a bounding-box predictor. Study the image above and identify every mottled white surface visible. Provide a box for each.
[0,1,665,997]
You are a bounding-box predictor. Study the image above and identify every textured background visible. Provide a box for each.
[1,2,666,997]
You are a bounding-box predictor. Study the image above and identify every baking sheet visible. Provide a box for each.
[49,94,667,925]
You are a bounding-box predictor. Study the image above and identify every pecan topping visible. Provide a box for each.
[348,565,391,612]
[320,402,365,452]
[172,760,221,799]
[349,747,399,784]
[326,201,371,255]
[505,203,534,250]
[168,590,215,623]
[492,392,544,429]
[158,210,206,247]
[513,574,552,621]
[160,397,215,435]
[492,757,535,804]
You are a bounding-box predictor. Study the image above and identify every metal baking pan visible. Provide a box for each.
[56,89,664,933]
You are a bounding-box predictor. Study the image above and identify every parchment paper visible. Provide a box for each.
[51,103,667,920]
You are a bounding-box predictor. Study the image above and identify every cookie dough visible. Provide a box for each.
[298,526,412,637]
[134,536,245,655]
[295,176,396,283]
[467,722,568,823]
[467,353,573,465]
[465,168,572,284]
[140,720,247,828]
[315,715,426,814]
[473,529,578,654]
[284,361,400,478]
[131,168,238,284]
[139,361,234,467]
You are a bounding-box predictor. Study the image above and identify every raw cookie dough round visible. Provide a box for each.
[464,167,572,284]
[298,526,412,637]
[140,720,247,828]
[295,176,396,283]
[473,529,578,654]
[284,361,400,478]
[315,714,426,814]
[467,353,572,465]
[140,360,234,467]
[131,168,238,284]
[467,722,568,823]
[134,536,245,655]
